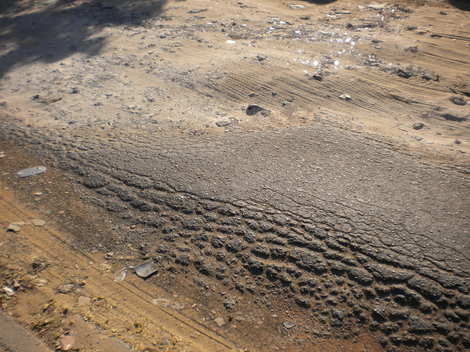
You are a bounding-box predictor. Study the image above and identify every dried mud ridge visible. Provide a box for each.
[3,128,468,352]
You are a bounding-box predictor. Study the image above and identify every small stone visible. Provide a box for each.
[31,219,46,226]
[256,55,267,62]
[339,94,352,101]
[412,122,424,130]
[422,72,439,81]
[283,321,296,329]
[188,8,207,14]
[6,224,21,232]
[223,298,236,310]
[288,4,305,10]
[406,46,418,53]
[246,105,270,116]
[216,120,231,127]
[68,87,79,94]
[17,166,46,178]
[2,286,15,296]
[57,283,75,294]
[134,261,158,278]
[214,317,225,327]
[368,3,386,10]
[406,25,417,31]
[450,96,466,106]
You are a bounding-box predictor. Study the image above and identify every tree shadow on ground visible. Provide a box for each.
[448,0,470,11]
[302,0,337,4]
[0,0,166,78]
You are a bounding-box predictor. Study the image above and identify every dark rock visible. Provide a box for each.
[412,122,424,130]
[397,68,413,79]
[441,113,467,122]
[246,105,270,116]
[422,72,439,81]
[450,96,466,106]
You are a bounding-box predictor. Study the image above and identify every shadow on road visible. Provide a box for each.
[0,0,166,78]
[448,0,470,11]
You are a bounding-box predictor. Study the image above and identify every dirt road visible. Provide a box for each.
[0,0,469,351]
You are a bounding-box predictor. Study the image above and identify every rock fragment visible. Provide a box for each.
[6,223,21,232]
[31,219,46,226]
[412,122,424,130]
[450,96,466,106]
[214,317,225,327]
[17,166,46,177]
[246,105,270,116]
[134,261,158,278]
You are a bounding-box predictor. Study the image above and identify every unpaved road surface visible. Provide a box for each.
[1,0,470,351]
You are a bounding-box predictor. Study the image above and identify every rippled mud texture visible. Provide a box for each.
[2,121,469,352]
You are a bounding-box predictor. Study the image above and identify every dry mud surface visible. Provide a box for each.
[0,0,470,351]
